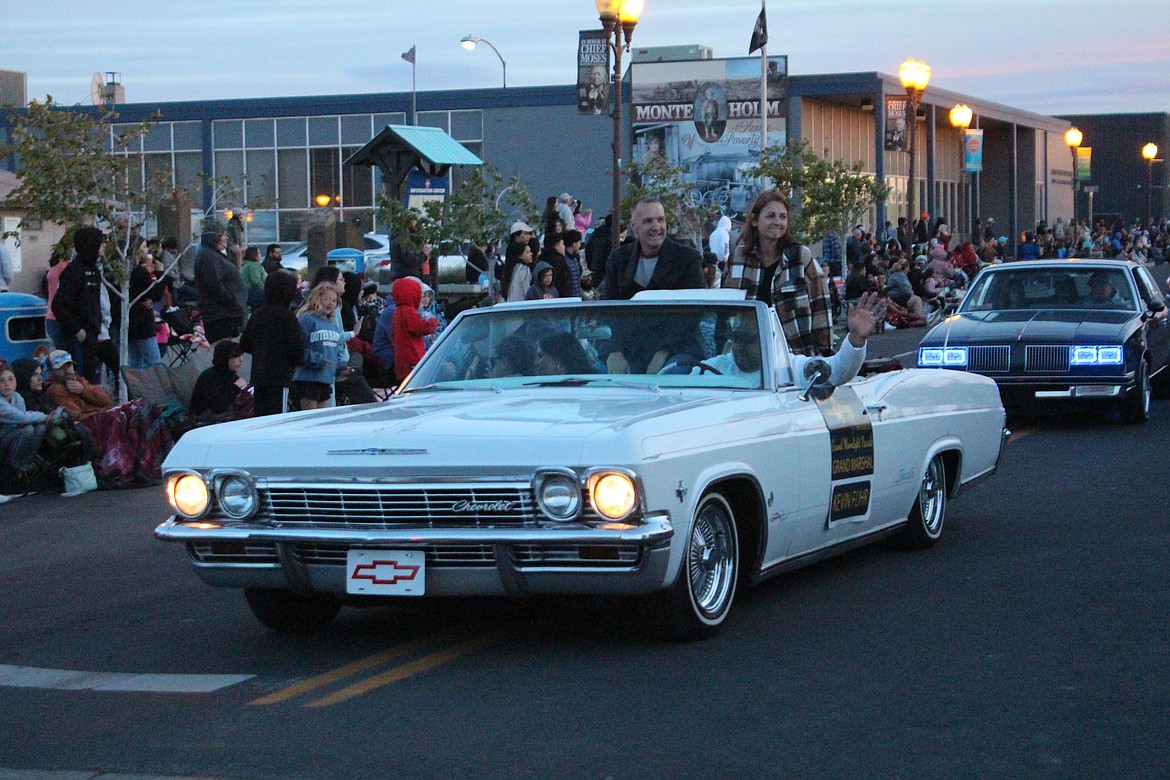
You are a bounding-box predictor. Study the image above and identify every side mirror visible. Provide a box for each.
[799,358,834,402]
[1149,301,1166,314]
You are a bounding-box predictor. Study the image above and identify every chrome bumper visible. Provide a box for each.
[155,514,676,598]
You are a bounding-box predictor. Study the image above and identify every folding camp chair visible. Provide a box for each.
[162,305,204,366]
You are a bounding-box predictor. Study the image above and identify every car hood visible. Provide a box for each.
[922,309,1136,346]
[164,389,733,473]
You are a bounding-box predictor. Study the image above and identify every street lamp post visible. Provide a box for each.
[596,0,644,257]
[460,35,507,88]
[949,103,973,237]
[1142,142,1159,226]
[899,59,931,231]
[1065,127,1082,224]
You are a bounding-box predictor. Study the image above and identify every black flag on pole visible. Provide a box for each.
[748,7,768,54]
[401,45,416,64]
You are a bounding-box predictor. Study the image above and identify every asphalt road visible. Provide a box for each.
[1,336,1167,779]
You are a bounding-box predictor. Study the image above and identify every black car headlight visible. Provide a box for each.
[215,472,260,519]
[533,469,582,522]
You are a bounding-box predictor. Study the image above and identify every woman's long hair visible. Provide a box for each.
[738,190,796,258]
[296,284,338,318]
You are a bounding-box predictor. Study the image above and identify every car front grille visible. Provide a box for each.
[967,345,1011,373]
[1025,345,1070,372]
[292,543,497,568]
[189,541,279,565]
[261,484,537,528]
[510,544,641,569]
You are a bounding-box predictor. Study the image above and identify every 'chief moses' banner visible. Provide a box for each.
[885,95,908,152]
[577,30,610,115]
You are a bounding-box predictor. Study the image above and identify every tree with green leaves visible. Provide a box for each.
[748,139,890,250]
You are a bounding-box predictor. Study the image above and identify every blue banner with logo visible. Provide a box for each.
[964,129,984,173]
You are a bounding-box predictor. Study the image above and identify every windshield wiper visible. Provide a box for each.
[521,377,659,392]
[398,384,462,394]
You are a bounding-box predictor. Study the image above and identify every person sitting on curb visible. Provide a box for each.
[44,350,113,422]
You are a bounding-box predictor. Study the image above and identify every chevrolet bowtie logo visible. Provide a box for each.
[351,559,420,586]
[327,448,429,455]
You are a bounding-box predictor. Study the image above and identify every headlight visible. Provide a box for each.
[588,471,638,521]
[167,473,209,518]
[216,473,259,519]
[534,470,581,521]
[919,347,944,366]
[942,347,968,367]
[1070,345,1124,366]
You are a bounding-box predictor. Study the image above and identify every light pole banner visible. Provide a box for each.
[577,30,610,115]
[964,129,984,173]
[1076,147,1092,180]
[884,96,908,152]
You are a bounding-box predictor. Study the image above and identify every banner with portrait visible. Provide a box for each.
[964,128,984,173]
[629,56,788,219]
[884,95,908,152]
[1076,147,1092,180]
[577,30,610,115]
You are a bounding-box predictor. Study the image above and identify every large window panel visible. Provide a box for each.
[172,121,202,151]
[310,147,340,205]
[246,210,279,245]
[279,210,311,243]
[342,146,373,208]
[213,120,243,149]
[214,150,245,199]
[277,117,306,146]
[245,149,277,205]
[374,112,407,129]
[277,148,309,210]
[142,123,172,153]
[341,115,373,146]
[308,116,339,147]
[112,124,142,153]
[451,142,483,191]
[173,152,203,203]
[115,153,143,193]
[244,118,275,148]
[144,152,173,191]
[418,111,448,131]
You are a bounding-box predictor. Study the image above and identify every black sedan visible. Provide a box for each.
[917,259,1170,422]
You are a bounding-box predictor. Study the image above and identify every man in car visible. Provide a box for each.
[598,198,705,373]
[1087,272,1121,308]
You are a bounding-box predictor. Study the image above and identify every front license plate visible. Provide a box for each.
[346,550,425,596]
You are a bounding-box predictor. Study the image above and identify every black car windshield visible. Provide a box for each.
[961,267,1137,312]
[401,301,768,392]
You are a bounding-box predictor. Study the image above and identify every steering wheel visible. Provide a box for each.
[658,359,724,375]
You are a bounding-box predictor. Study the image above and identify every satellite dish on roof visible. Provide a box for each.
[90,72,105,106]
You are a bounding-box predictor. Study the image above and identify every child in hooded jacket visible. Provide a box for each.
[525,261,558,300]
[391,277,438,381]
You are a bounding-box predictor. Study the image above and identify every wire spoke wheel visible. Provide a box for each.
[687,495,737,620]
[897,454,947,549]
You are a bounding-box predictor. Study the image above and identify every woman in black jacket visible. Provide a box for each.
[240,271,304,416]
[190,340,248,419]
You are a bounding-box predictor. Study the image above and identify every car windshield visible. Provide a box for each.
[961,267,1137,312]
[402,300,769,392]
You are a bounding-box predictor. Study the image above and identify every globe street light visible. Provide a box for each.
[899,58,931,230]
[949,104,973,235]
[596,0,644,256]
[1065,127,1082,223]
[460,35,507,88]
[1142,142,1159,226]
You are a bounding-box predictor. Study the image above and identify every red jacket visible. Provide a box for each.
[391,278,438,380]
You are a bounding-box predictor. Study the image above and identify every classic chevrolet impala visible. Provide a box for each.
[156,292,1007,640]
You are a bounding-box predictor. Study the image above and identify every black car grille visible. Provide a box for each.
[967,345,1011,373]
[1025,345,1070,372]
[261,484,537,528]
[189,541,279,565]
[510,544,641,568]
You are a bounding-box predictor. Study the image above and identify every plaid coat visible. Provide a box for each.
[723,242,833,356]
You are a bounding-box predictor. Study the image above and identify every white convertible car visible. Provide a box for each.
[156,292,1008,640]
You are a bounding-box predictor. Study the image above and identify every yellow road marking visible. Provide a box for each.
[1008,427,1034,443]
[304,631,504,708]
[248,634,452,706]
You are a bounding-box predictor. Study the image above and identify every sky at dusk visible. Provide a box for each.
[6,0,1168,116]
